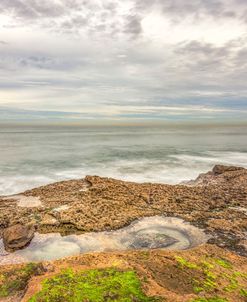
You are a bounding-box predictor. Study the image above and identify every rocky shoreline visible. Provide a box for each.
[0,165,246,256]
[0,164,247,301]
[1,244,247,302]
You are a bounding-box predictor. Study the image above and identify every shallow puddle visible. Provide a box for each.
[2,194,42,207]
[0,216,208,265]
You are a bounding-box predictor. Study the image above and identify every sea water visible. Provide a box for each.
[0,123,247,195]
[0,216,208,264]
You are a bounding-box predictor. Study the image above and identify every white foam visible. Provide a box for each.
[0,175,54,195]
[0,151,246,196]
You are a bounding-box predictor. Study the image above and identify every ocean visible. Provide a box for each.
[0,123,247,195]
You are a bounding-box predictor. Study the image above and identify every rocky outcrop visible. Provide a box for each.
[212,164,244,175]
[3,224,35,252]
[1,244,246,302]
[0,165,246,255]
[184,164,246,186]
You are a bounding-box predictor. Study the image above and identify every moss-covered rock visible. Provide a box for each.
[175,255,247,302]
[28,268,159,302]
[0,263,43,298]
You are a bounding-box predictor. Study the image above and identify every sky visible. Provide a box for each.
[0,0,247,122]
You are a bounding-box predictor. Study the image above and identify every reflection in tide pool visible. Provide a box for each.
[0,216,209,265]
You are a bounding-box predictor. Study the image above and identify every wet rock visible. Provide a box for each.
[128,232,179,249]
[3,224,35,252]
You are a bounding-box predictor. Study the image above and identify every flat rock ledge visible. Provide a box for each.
[1,244,247,302]
[0,164,247,256]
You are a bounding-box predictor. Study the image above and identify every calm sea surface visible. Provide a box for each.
[0,124,247,195]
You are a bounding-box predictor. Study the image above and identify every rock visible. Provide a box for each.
[1,166,247,256]
[3,224,35,252]
[40,214,59,226]
[212,165,244,175]
[128,233,179,249]
[183,164,245,186]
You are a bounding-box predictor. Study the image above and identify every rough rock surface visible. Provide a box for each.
[213,164,245,175]
[184,164,246,186]
[3,224,35,252]
[0,165,247,255]
[1,244,247,302]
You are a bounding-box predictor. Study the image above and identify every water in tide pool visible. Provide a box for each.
[0,123,247,195]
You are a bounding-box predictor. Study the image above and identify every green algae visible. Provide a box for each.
[175,255,247,302]
[190,298,228,302]
[239,288,247,297]
[214,259,232,269]
[28,268,159,302]
[175,256,199,270]
[0,263,42,298]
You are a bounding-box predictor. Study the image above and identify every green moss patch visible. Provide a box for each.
[214,259,232,269]
[0,263,43,298]
[28,268,159,302]
[175,256,199,270]
[190,298,228,302]
[175,255,247,302]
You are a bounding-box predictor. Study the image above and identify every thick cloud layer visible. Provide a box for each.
[0,0,246,121]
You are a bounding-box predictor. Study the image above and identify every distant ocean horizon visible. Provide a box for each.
[0,122,247,195]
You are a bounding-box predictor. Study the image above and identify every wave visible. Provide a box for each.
[1,151,246,196]
[0,175,54,196]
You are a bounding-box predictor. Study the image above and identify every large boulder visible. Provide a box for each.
[3,224,35,252]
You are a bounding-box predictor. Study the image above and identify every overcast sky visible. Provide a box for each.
[0,0,247,121]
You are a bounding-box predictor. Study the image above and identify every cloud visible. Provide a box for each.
[124,14,142,37]
[0,106,109,121]
[135,0,245,22]
[0,0,66,19]
[0,0,144,38]
[0,0,246,121]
